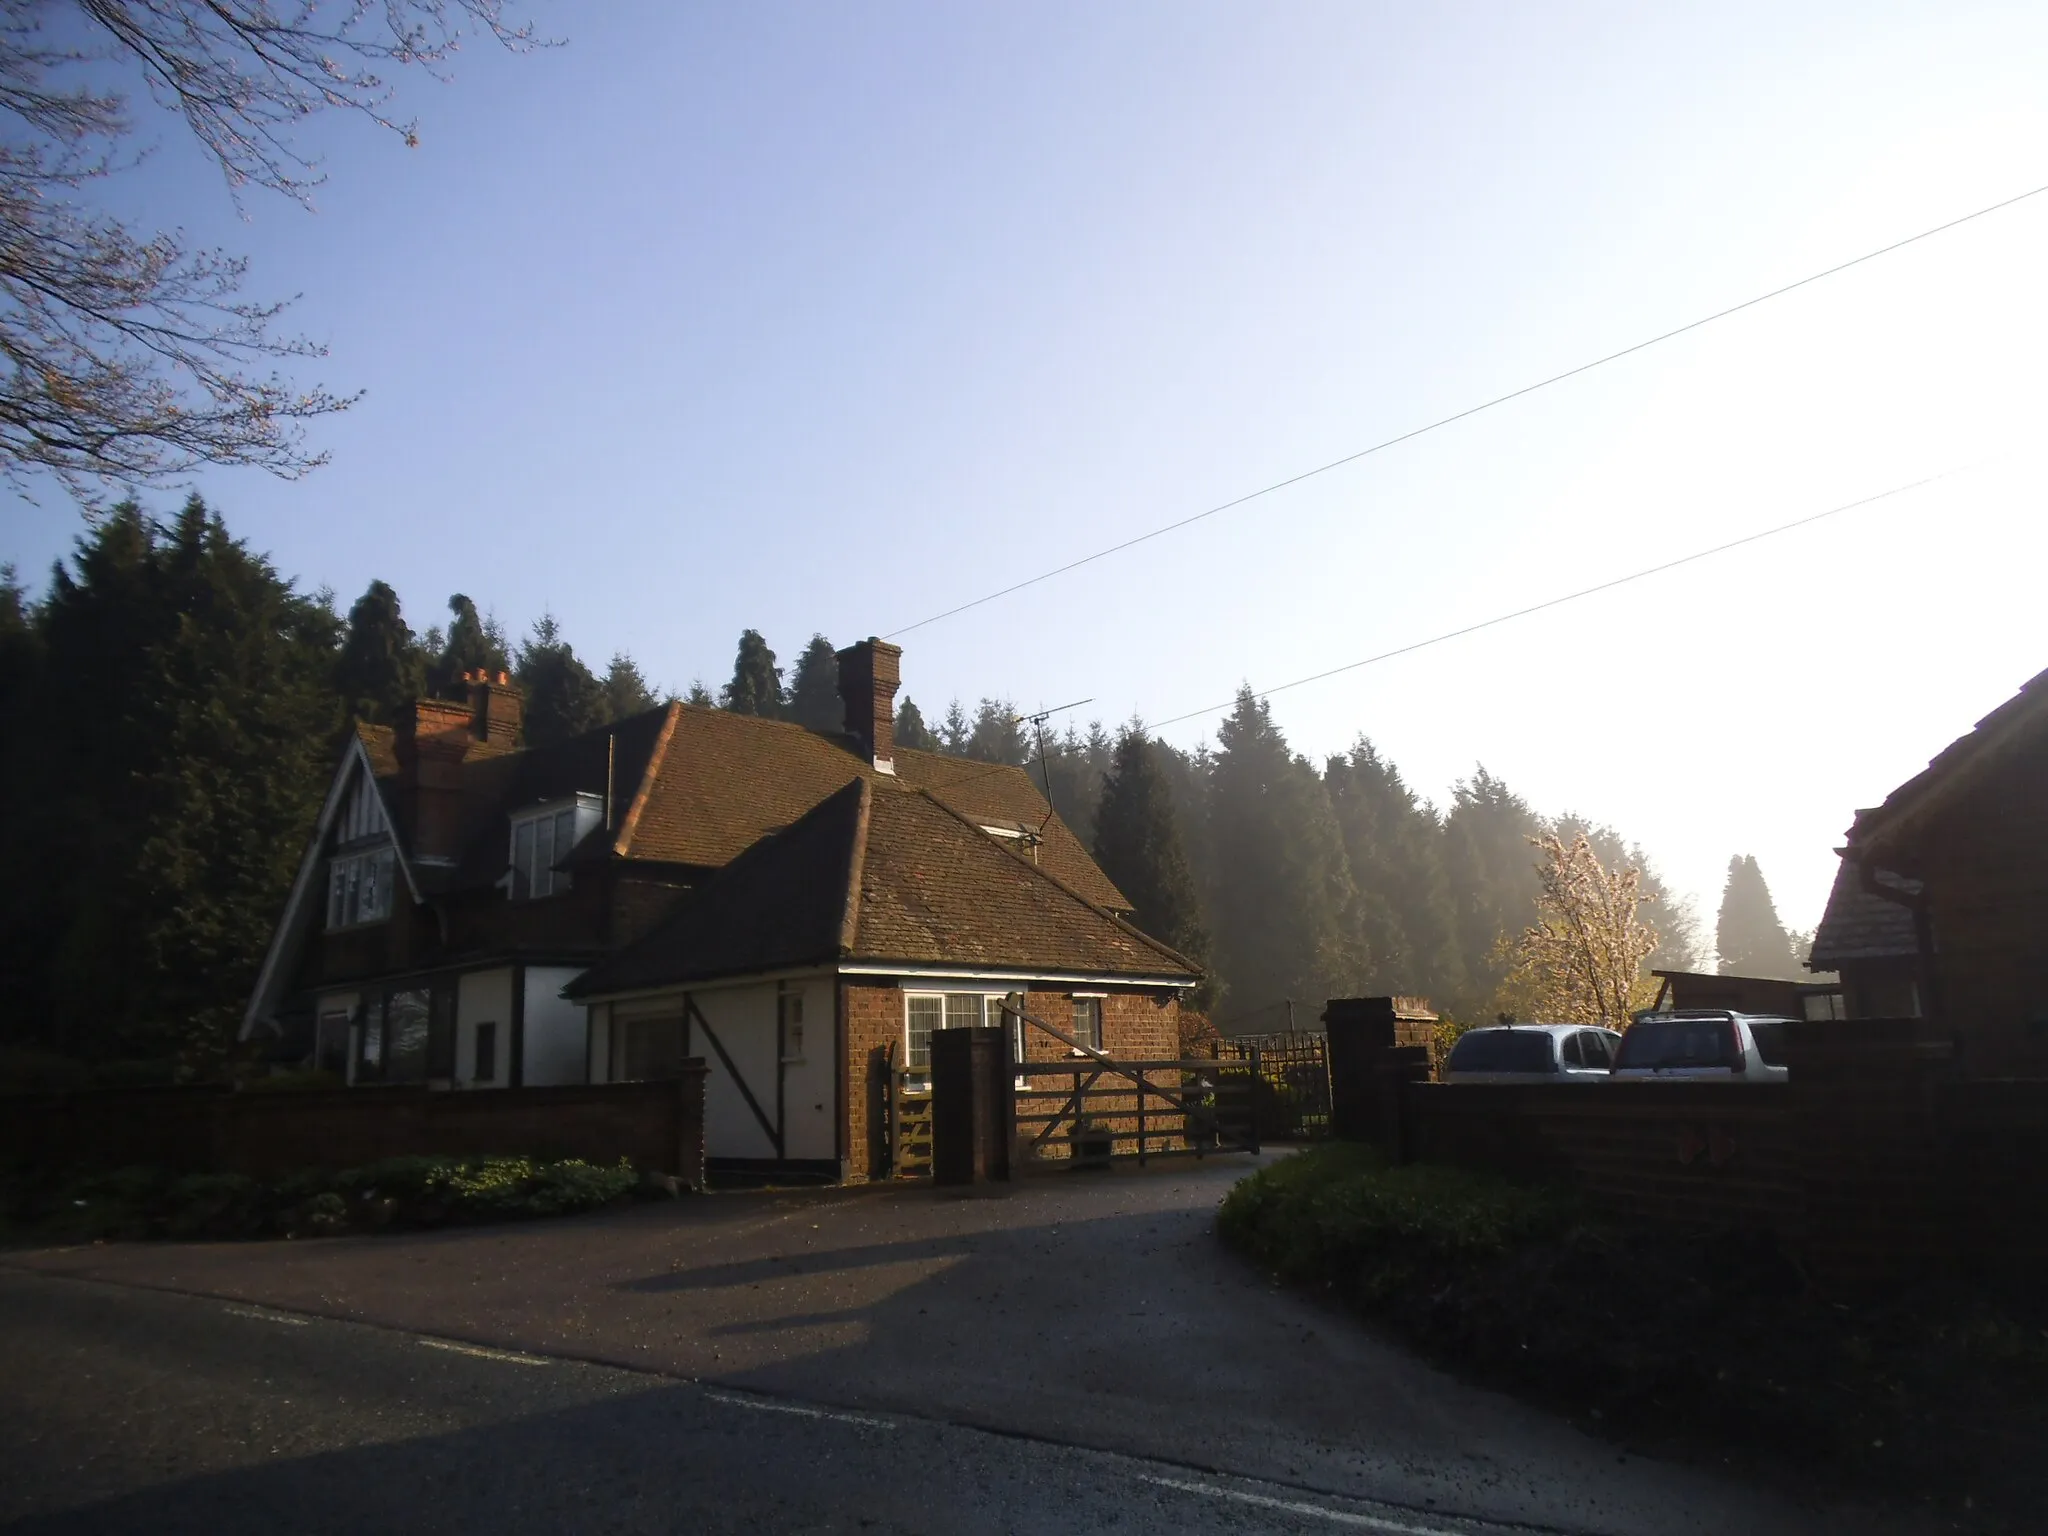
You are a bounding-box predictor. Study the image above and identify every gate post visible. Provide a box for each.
[1323,998,1430,1159]
[932,1027,1013,1186]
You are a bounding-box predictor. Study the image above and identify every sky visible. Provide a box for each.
[5,0,2047,948]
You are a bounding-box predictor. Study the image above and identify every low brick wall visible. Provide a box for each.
[2,1068,708,1190]
[1407,1082,1801,1234]
[1327,1009,2048,1297]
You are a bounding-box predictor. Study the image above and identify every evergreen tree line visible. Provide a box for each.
[0,499,674,1076]
[0,503,1811,1079]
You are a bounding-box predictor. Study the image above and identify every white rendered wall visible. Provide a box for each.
[456,968,514,1088]
[522,966,588,1086]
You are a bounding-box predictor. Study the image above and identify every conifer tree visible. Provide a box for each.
[1204,688,1362,1017]
[1716,854,1798,978]
[1094,728,1210,981]
[15,497,341,1069]
[940,699,970,755]
[684,679,716,707]
[966,698,1028,765]
[1441,766,1544,1017]
[601,652,658,720]
[721,629,783,716]
[333,579,423,724]
[1325,738,1463,1004]
[515,614,605,748]
[431,593,509,697]
[785,634,840,730]
[895,697,936,751]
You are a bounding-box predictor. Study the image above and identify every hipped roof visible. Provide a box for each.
[366,702,1128,910]
[568,778,1198,998]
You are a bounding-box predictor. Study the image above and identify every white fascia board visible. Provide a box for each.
[837,963,1196,989]
[239,734,423,1040]
[570,964,837,1008]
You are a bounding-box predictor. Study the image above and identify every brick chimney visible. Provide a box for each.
[394,671,524,861]
[835,638,902,774]
[466,669,523,751]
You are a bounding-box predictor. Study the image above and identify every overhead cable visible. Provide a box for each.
[1144,469,1959,731]
[882,180,2048,639]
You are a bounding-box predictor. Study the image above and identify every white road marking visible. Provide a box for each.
[222,1305,309,1326]
[417,1338,551,1366]
[1137,1475,1470,1535]
[704,1390,895,1430]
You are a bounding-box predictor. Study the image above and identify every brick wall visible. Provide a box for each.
[841,981,901,1181]
[1338,1013,2048,1297]
[2,1071,708,1190]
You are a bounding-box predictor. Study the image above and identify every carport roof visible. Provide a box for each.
[566,778,1200,998]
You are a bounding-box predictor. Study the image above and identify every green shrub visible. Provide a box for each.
[1219,1142,1577,1300]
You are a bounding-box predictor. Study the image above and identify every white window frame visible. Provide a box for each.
[1069,994,1105,1055]
[326,847,395,930]
[901,989,1008,1075]
[509,792,603,902]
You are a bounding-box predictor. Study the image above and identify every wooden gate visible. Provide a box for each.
[1004,999,1259,1169]
[1213,1029,1331,1141]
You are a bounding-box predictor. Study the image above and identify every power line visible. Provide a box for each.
[1144,468,1958,732]
[882,179,2048,640]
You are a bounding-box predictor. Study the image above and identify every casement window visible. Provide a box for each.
[903,991,1002,1072]
[351,983,451,1085]
[473,1021,498,1084]
[618,1015,686,1080]
[1070,997,1104,1053]
[779,987,807,1063]
[509,793,604,901]
[326,848,395,929]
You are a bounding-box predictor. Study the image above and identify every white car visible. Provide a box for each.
[1610,1010,1792,1082]
[1440,1024,1623,1083]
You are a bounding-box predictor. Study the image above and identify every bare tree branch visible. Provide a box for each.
[0,2,538,505]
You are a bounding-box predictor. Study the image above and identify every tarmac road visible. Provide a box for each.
[0,1156,1948,1535]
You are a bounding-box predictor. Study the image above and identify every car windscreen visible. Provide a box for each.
[1614,1018,1738,1071]
[1747,1018,1789,1067]
[1446,1031,1555,1073]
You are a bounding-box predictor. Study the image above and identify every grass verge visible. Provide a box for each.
[1220,1143,2048,1528]
[1,1154,642,1244]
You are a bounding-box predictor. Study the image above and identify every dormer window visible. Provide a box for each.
[510,793,603,901]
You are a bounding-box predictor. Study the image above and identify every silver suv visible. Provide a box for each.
[1611,1010,1792,1082]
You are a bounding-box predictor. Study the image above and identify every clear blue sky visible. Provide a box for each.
[6,1,2047,945]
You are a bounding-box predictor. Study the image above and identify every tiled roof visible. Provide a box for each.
[1852,663,2048,866]
[569,778,1196,998]
[614,705,1128,909]
[1808,854,1921,968]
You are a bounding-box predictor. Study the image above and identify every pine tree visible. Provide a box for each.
[333,579,423,724]
[1094,728,1210,982]
[1325,738,1463,1004]
[1716,855,1798,978]
[721,629,783,716]
[1441,766,1544,1018]
[17,497,341,1070]
[966,698,1028,764]
[430,593,509,697]
[515,614,605,748]
[785,634,840,730]
[1033,719,1115,851]
[1204,688,1362,1018]
[601,652,658,720]
[939,699,970,755]
[895,696,937,751]
[684,679,716,707]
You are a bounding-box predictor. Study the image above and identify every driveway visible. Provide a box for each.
[5,1155,1929,1535]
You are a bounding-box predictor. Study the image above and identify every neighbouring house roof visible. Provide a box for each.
[1851,663,2048,870]
[567,778,1198,998]
[1808,851,1922,970]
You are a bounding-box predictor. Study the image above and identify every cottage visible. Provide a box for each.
[1834,664,2048,1073]
[241,639,1200,1178]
